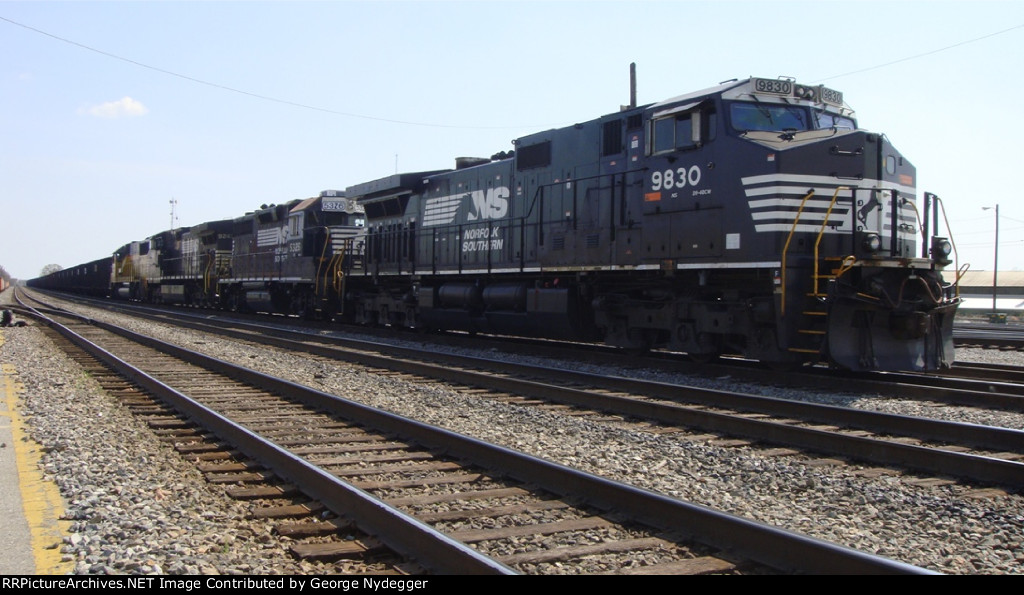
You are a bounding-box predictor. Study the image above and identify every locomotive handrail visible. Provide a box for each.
[780,187,851,316]
[835,255,857,280]
[203,253,215,295]
[328,250,345,294]
[905,197,926,253]
[521,168,647,220]
[812,187,851,297]
[418,169,639,273]
[932,194,962,297]
[333,259,345,293]
[889,189,901,256]
[910,194,960,299]
[955,263,970,295]
[314,226,332,297]
[779,189,816,316]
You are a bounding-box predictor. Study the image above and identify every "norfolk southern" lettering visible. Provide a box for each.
[461,226,504,253]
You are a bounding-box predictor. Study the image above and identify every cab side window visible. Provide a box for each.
[650,107,715,154]
[653,117,675,153]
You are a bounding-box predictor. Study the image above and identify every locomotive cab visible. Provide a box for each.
[617,77,959,370]
[717,78,958,370]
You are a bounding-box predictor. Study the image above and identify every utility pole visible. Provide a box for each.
[170,198,178,229]
[983,204,999,312]
[993,203,1000,313]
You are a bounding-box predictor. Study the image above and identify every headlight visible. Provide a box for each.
[861,232,882,254]
[931,237,953,265]
[795,84,816,100]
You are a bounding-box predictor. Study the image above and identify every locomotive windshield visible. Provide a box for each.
[813,109,856,131]
[730,103,808,132]
[729,102,856,133]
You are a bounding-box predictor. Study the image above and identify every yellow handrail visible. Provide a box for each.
[314,228,332,297]
[203,253,214,294]
[955,263,969,296]
[835,255,857,280]
[331,242,347,294]
[811,186,850,297]
[333,252,346,294]
[780,189,816,316]
[780,187,851,316]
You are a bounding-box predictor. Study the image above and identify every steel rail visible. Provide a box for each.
[114,298,1024,410]
[28,312,515,575]
[21,293,1024,488]
[801,368,1024,412]
[857,368,1024,398]
[110,309,1024,488]
[32,308,935,574]
[26,289,1024,410]
[945,361,1024,384]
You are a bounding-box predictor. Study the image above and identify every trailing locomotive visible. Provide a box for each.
[30,77,961,371]
[106,190,366,315]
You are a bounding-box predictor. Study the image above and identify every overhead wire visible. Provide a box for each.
[813,23,1024,83]
[0,14,548,130]
[5,14,1024,126]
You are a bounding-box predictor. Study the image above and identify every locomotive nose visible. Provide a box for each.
[793,131,914,190]
[780,130,918,260]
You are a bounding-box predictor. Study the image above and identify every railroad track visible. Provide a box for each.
[13,294,931,574]
[22,290,1024,490]
[941,360,1024,384]
[954,324,1024,351]
[27,289,1024,393]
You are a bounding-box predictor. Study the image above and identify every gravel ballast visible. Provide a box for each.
[1,323,385,574]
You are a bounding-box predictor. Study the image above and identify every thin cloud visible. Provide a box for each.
[80,96,149,119]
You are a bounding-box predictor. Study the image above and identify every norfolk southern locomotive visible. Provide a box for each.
[31,77,961,371]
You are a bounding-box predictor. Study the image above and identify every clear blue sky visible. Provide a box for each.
[2,0,1022,280]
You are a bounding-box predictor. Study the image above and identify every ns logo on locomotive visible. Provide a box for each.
[31,77,961,372]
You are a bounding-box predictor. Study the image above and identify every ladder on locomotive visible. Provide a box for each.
[780,187,852,356]
[314,230,359,316]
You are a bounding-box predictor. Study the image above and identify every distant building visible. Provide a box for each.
[955,270,1024,312]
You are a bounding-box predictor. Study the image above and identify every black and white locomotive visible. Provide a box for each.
[31,77,961,371]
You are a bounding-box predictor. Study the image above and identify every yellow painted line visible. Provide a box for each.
[1,335,75,574]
